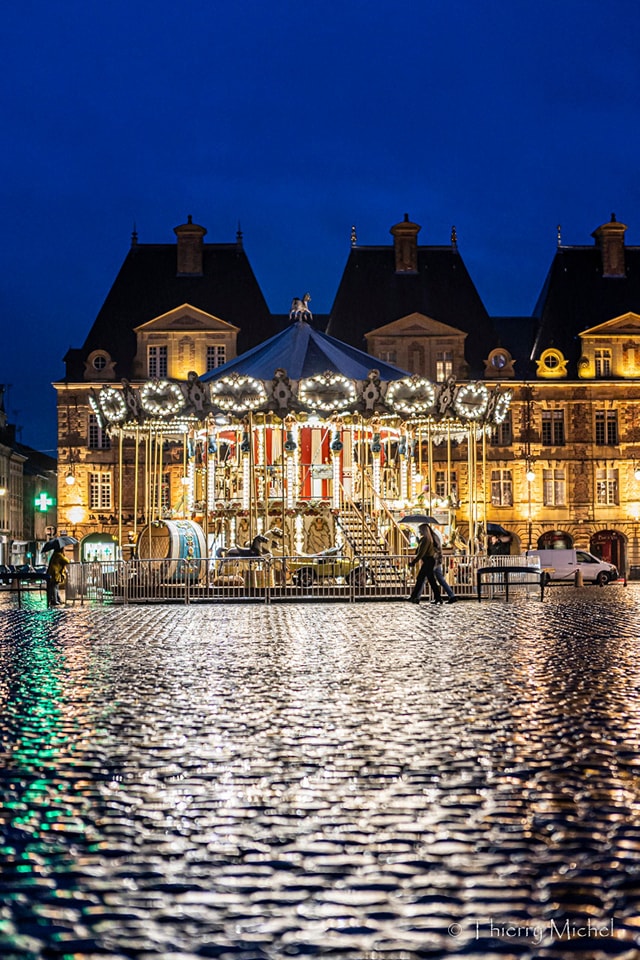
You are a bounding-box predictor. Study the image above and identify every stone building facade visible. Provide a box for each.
[54,212,640,576]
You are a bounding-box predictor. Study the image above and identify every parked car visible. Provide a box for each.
[526,549,618,585]
[288,547,372,588]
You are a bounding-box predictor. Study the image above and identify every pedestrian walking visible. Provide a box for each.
[46,548,69,607]
[408,523,442,604]
[431,524,457,603]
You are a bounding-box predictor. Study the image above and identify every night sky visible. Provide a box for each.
[3,0,639,452]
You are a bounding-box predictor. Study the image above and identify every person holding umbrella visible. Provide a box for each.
[43,536,76,607]
[407,523,442,605]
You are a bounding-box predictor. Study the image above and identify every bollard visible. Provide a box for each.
[574,569,584,588]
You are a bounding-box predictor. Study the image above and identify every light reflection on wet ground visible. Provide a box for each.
[2,588,640,959]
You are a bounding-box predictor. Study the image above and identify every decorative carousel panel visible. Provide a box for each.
[298,372,358,413]
[453,382,489,420]
[98,386,128,424]
[385,377,436,417]
[210,374,268,414]
[489,388,513,424]
[140,380,185,417]
[89,390,107,428]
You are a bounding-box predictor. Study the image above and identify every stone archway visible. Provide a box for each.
[591,529,626,577]
[537,529,573,550]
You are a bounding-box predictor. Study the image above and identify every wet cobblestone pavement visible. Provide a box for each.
[2,587,640,959]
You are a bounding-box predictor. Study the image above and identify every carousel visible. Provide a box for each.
[88,300,513,582]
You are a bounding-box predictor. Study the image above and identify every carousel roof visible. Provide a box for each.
[201,320,410,383]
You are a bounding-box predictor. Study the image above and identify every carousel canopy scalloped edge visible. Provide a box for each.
[89,372,512,429]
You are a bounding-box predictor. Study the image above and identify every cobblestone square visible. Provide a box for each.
[1,586,639,958]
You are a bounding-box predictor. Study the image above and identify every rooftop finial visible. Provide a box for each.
[236,221,243,248]
[350,224,357,247]
[450,225,457,249]
[131,221,138,247]
[557,224,562,247]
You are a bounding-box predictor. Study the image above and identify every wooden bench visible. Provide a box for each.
[477,566,546,602]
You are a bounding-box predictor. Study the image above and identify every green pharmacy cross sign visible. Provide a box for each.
[35,492,56,513]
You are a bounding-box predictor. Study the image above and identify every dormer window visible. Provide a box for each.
[148,345,168,378]
[485,347,515,379]
[595,349,612,377]
[206,345,226,371]
[436,350,453,382]
[536,348,568,379]
[84,349,115,381]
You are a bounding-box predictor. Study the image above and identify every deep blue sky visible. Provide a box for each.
[2,0,640,451]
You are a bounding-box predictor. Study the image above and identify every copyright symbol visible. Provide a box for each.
[448,923,461,937]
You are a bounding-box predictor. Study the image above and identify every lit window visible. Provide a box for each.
[436,350,453,382]
[543,468,566,506]
[491,469,513,507]
[148,345,168,378]
[206,345,227,371]
[89,472,112,510]
[595,349,612,377]
[596,468,619,505]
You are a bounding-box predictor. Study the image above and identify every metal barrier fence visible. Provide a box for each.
[61,553,542,606]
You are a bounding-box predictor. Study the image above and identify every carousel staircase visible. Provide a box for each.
[336,502,408,590]
[336,503,387,555]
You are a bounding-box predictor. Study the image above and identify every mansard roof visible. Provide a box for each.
[326,243,497,376]
[532,236,640,373]
[64,231,274,380]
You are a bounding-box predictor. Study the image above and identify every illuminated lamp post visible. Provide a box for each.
[525,461,535,549]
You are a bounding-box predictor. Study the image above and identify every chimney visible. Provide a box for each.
[592,213,627,278]
[390,214,421,273]
[173,215,207,276]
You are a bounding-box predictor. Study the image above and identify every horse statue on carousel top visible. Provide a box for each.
[289,293,312,323]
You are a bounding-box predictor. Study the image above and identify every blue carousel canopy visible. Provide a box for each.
[201,320,410,382]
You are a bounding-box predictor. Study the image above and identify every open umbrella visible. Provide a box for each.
[42,535,78,553]
[399,514,438,525]
[485,523,512,538]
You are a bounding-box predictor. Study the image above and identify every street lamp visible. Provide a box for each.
[525,460,535,549]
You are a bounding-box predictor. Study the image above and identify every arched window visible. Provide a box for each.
[537,530,573,549]
[408,342,425,375]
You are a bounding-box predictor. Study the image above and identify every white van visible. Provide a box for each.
[525,549,618,585]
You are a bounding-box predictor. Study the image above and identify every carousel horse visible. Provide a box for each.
[216,533,269,563]
[215,527,283,573]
